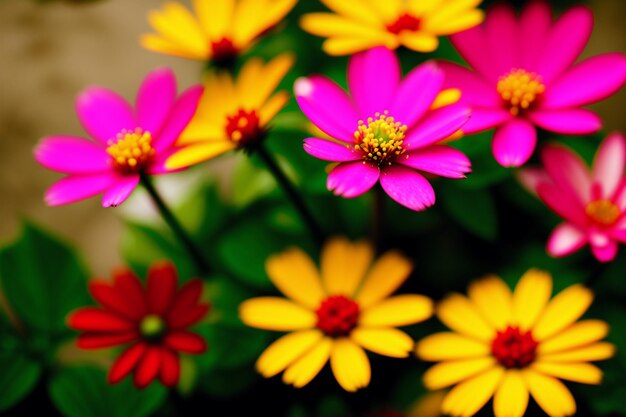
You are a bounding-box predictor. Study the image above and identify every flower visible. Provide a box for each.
[438,2,626,167]
[34,68,203,207]
[165,54,294,170]
[295,46,471,211]
[518,133,626,263]
[417,270,614,417]
[300,0,484,56]
[68,262,209,388]
[141,0,296,65]
[239,237,433,391]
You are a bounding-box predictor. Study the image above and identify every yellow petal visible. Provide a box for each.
[259,92,290,126]
[442,367,505,417]
[423,0,482,26]
[330,338,371,392]
[399,32,439,53]
[301,13,387,38]
[233,0,296,48]
[355,250,413,308]
[147,3,209,58]
[351,327,414,358]
[423,357,496,390]
[239,297,316,331]
[540,342,616,363]
[407,0,444,17]
[532,284,594,341]
[322,37,391,56]
[283,337,333,388]
[319,0,382,25]
[531,362,603,385]
[523,369,576,417]
[192,0,234,41]
[359,295,433,327]
[265,247,325,309]
[364,0,403,23]
[512,269,553,331]
[425,10,485,36]
[416,332,490,361]
[239,54,294,109]
[320,237,373,297]
[493,370,529,417]
[538,320,609,355]
[467,275,513,331]
[256,330,323,377]
[431,88,462,110]
[437,294,494,341]
[165,141,236,170]
[139,34,203,60]
[407,391,447,417]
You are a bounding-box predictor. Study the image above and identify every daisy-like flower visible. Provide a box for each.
[295,46,471,211]
[300,0,484,56]
[165,54,294,170]
[34,68,203,207]
[141,0,296,66]
[239,237,433,392]
[519,133,626,263]
[417,270,614,417]
[439,2,626,167]
[68,262,209,388]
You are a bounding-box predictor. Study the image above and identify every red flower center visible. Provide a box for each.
[491,326,538,368]
[586,199,621,227]
[316,295,360,337]
[225,108,264,145]
[386,13,421,34]
[210,37,239,66]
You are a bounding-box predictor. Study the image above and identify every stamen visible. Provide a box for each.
[210,37,239,66]
[106,128,155,173]
[586,199,621,226]
[497,69,545,116]
[386,13,421,34]
[139,314,166,341]
[354,111,407,166]
[491,326,538,369]
[225,108,264,145]
[316,295,360,337]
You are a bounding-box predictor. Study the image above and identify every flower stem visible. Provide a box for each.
[372,185,385,253]
[140,174,211,276]
[255,145,325,247]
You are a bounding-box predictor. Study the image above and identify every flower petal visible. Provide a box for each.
[592,132,626,199]
[450,26,499,82]
[134,346,161,388]
[77,332,138,349]
[493,370,529,417]
[355,249,413,309]
[547,223,587,258]
[89,280,142,320]
[162,331,207,354]
[153,85,204,152]
[512,269,553,331]
[492,119,537,168]
[404,103,471,150]
[359,295,432,327]
[136,68,177,135]
[146,261,178,315]
[330,338,371,392]
[379,165,435,212]
[69,307,134,332]
[303,138,360,162]
[350,328,414,358]
[540,342,615,363]
[523,370,576,417]
[532,284,594,341]
[531,362,602,385]
[591,239,619,263]
[158,348,180,387]
[416,332,490,361]
[282,336,333,388]
[239,297,317,331]
[467,275,513,331]
[537,183,586,226]
[424,357,497,391]
[327,161,380,198]
[400,145,471,179]
[165,141,237,170]
[321,237,373,297]
[540,144,592,204]
[101,174,140,208]
[437,294,494,341]
[538,320,609,355]
[462,109,512,134]
[437,61,501,108]
[529,109,601,135]
[76,87,136,144]
[45,173,118,206]
[520,0,552,72]
[108,343,147,384]
[34,136,109,174]
[484,3,519,79]
[441,367,504,416]
[256,330,324,378]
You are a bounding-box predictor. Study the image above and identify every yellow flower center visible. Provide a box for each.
[586,199,621,226]
[139,314,165,340]
[497,69,546,116]
[354,111,407,165]
[106,128,155,172]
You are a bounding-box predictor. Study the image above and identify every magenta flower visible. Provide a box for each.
[35,68,203,207]
[519,133,626,263]
[439,2,626,167]
[295,46,471,211]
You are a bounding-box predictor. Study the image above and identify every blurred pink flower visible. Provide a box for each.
[440,2,626,167]
[35,68,203,207]
[295,46,471,212]
[519,133,626,262]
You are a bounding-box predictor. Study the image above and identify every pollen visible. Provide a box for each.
[497,69,546,116]
[354,111,407,165]
[106,128,155,172]
[586,199,621,226]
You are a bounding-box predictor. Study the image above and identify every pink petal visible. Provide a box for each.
[462,109,512,134]
[540,144,591,204]
[153,85,204,152]
[537,6,593,85]
[437,61,501,108]
[76,87,136,145]
[450,27,500,82]
[102,174,140,208]
[529,109,601,135]
[399,145,471,179]
[485,3,519,78]
[136,68,177,135]
[547,223,587,257]
[537,182,586,226]
[520,0,553,72]
[45,173,118,206]
[348,46,400,118]
[34,136,109,174]
[516,167,551,195]
[295,76,359,143]
[303,138,360,162]
[590,239,619,263]
[327,161,380,198]
[614,181,626,211]
[379,165,435,211]
[389,62,443,128]
[592,133,626,199]
[146,149,184,175]
[612,226,626,243]
[492,119,537,167]
[404,103,471,149]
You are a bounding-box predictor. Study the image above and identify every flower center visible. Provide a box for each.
[210,37,239,66]
[106,128,155,173]
[496,69,546,116]
[386,13,421,34]
[354,111,407,166]
[315,295,360,337]
[225,108,265,146]
[491,326,538,369]
[586,199,621,226]
[139,314,166,341]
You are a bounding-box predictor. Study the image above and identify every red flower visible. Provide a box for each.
[68,261,209,388]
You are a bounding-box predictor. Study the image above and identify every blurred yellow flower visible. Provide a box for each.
[417,269,614,417]
[141,0,296,64]
[239,237,433,392]
[166,54,294,170]
[300,0,484,55]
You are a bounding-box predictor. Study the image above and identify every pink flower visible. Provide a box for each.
[295,46,471,211]
[35,68,203,207]
[440,2,626,167]
[519,133,626,263]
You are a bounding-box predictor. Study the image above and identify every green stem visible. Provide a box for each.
[372,185,385,253]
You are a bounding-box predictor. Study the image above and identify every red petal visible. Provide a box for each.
[170,279,203,310]
[133,346,161,389]
[77,331,138,349]
[112,267,148,316]
[89,280,143,320]
[146,261,178,315]
[167,304,209,329]
[163,331,207,354]
[69,308,135,332]
[108,343,147,384]
[159,348,180,387]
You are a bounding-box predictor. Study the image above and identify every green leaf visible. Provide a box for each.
[0,351,41,411]
[440,185,498,241]
[197,323,272,371]
[49,366,167,417]
[201,366,258,398]
[231,154,278,207]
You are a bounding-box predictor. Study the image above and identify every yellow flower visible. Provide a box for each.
[300,0,484,56]
[141,0,297,64]
[416,269,615,417]
[165,54,294,170]
[239,237,433,391]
